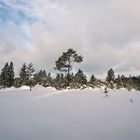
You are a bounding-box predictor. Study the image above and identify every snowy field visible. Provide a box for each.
[0,86,140,140]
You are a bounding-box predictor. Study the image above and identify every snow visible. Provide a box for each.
[0,87,140,140]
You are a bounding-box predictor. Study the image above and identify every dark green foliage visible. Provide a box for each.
[27,63,35,91]
[106,68,115,82]
[8,62,15,87]
[0,62,15,88]
[54,48,83,86]
[1,62,10,88]
[120,75,126,88]
[54,73,66,90]
[47,73,54,87]
[0,75,2,87]
[115,75,122,89]
[125,76,134,91]
[14,77,22,88]
[19,63,28,86]
[34,71,54,88]
[42,72,54,87]
[34,70,43,85]
[118,75,134,90]
[73,69,87,89]
[17,63,35,90]
[34,70,47,85]
[88,75,103,88]
[88,74,97,88]
[0,55,140,91]
[132,76,140,90]
[106,68,115,89]
[68,73,75,88]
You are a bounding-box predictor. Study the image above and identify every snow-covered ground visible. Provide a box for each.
[0,86,140,140]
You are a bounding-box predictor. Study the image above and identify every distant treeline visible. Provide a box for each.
[0,49,140,91]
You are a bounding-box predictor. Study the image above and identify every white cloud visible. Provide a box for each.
[0,0,140,76]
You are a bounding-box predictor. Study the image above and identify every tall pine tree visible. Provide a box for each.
[115,75,122,89]
[74,69,87,89]
[8,62,15,87]
[1,62,9,88]
[27,63,35,91]
[106,68,115,89]
[88,74,97,88]
[19,63,28,86]
[0,62,15,88]
[54,48,83,86]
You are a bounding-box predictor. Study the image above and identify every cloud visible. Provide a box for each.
[0,0,140,77]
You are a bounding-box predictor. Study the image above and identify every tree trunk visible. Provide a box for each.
[67,59,71,87]
[29,73,32,91]
[30,84,32,91]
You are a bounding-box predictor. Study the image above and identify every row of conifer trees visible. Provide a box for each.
[0,62,140,91]
[0,48,140,91]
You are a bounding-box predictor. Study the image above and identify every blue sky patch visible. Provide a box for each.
[0,1,35,25]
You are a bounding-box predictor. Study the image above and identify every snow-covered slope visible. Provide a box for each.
[0,87,140,140]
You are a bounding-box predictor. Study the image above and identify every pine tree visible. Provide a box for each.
[34,70,47,85]
[34,71,54,87]
[41,70,48,86]
[8,62,15,87]
[19,63,28,86]
[135,76,140,90]
[115,75,122,89]
[106,68,115,89]
[0,75,2,88]
[27,63,35,91]
[0,62,15,88]
[74,69,87,89]
[98,80,105,88]
[54,73,64,90]
[69,73,75,89]
[126,75,133,91]
[1,62,9,88]
[34,71,41,85]
[54,48,83,86]
[88,74,97,88]
[45,72,53,87]
[120,75,126,88]
[14,77,22,88]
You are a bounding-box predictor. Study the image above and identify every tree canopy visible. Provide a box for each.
[54,48,83,86]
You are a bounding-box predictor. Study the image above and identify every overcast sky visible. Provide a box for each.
[0,0,140,77]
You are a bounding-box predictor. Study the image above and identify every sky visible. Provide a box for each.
[0,0,140,77]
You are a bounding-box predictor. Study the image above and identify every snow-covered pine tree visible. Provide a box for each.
[27,63,35,91]
[0,75,1,88]
[132,76,140,90]
[8,62,15,87]
[14,77,22,88]
[0,62,9,88]
[54,73,67,89]
[74,69,87,89]
[19,63,28,86]
[45,72,54,87]
[126,75,134,91]
[115,75,122,89]
[68,73,75,89]
[34,70,47,85]
[34,71,41,85]
[41,70,48,87]
[106,68,115,89]
[120,75,126,88]
[88,74,97,88]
